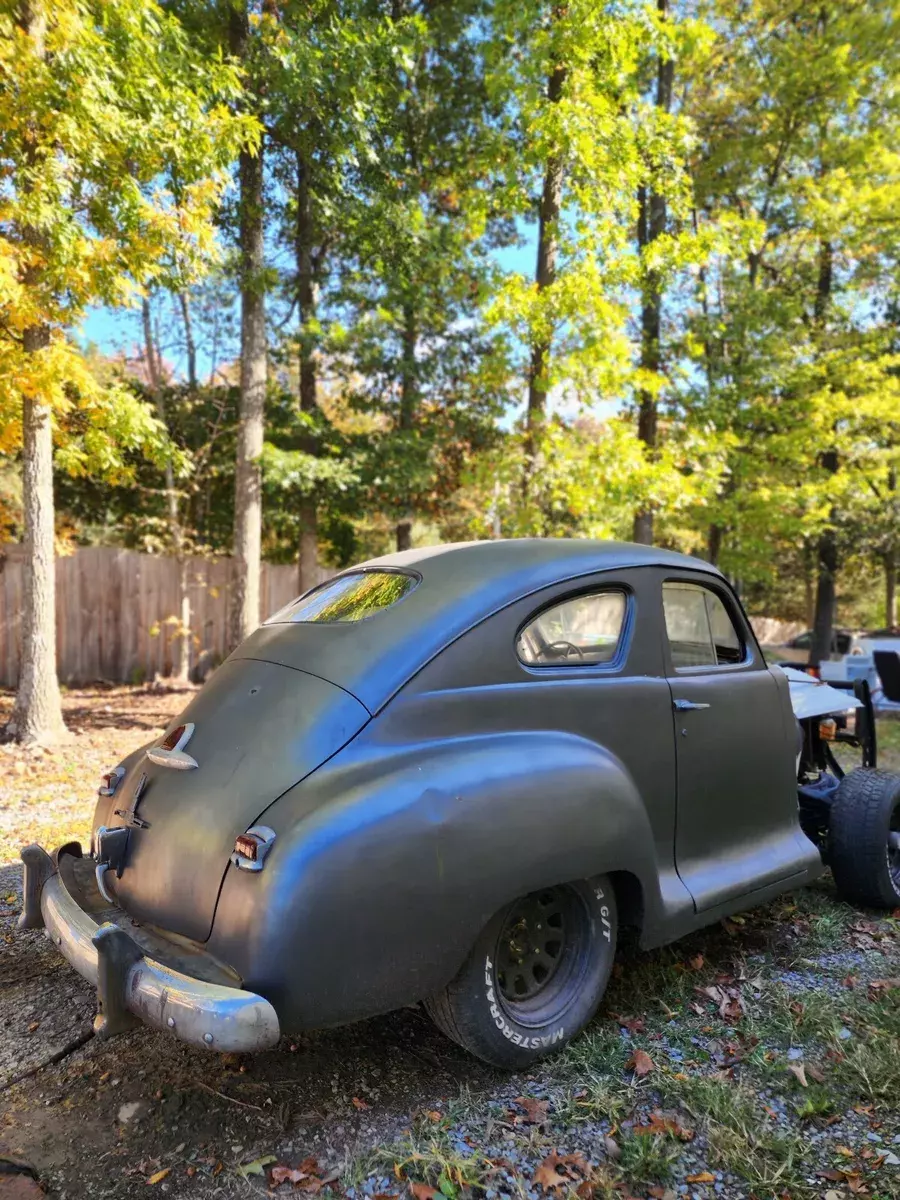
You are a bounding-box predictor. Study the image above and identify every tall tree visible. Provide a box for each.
[229,0,267,646]
[263,0,390,588]
[524,5,567,480]
[482,0,714,538]
[10,1,64,743]
[330,0,510,552]
[632,0,674,545]
[142,295,192,681]
[684,0,900,652]
[0,0,251,742]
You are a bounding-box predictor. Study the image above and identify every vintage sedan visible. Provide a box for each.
[18,540,900,1067]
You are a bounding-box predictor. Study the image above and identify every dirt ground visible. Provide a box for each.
[2,688,900,1200]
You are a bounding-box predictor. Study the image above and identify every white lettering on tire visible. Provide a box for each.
[484,954,564,1049]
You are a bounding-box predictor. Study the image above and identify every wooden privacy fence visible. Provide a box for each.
[0,544,327,686]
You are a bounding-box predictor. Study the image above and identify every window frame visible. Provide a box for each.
[661,577,753,675]
[514,585,634,673]
[264,566,422,626]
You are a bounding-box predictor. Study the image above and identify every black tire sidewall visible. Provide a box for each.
[441,876,617,1068]
[830,769,900,910]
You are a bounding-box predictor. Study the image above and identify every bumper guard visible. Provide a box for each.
[19,843,280,1053]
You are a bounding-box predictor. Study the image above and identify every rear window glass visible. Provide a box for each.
[517,591,627,666]
[266,571,418,624]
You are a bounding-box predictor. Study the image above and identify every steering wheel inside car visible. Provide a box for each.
[544,640,585,662]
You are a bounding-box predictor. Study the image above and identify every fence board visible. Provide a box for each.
[0,544,325,687]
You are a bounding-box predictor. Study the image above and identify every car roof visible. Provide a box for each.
[359,537,716,578]
[237,538,722,713]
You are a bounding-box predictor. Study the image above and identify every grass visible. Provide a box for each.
[350,876,900,1200]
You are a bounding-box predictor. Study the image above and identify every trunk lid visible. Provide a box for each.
[101,659,369,942]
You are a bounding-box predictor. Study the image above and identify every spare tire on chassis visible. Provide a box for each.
[425,876,616,1069]
[828,769,900,910]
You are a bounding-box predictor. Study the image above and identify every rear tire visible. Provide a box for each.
[425,877,616,1069]
[829,769,900,909]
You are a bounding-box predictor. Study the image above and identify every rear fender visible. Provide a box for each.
[209,731,661,1029]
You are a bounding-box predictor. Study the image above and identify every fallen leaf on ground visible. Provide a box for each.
[533,1161,568,1191]
[146,1168,171,1185]
[352,1097,370,1110]
[787,1063,808,1087]
[869,979,900,993]
[236,1155,277,1179]
[632,1111,694,1142]
[626,1049,654,1077]
[689,954,704,970]
[615,1015,645,1034]
[512,1096,550,1124]
[533,1153,592,1191]
[685,1172,715,1184]
[270,1160,331,1191]
[409,1185,439,1200]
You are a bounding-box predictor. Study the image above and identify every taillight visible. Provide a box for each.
[234,833,260,861]
[230,825,276,873]
[98,766,125,797]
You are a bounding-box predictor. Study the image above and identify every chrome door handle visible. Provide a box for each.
[673,699,711,711]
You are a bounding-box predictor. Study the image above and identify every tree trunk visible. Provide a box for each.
[229,2,266,647]
[524,54,567,478]
[811,513,838,667]
[804,544,815,630]
[297,502,318,595]
[3,1,66,745]
[632,0,673,546]
[396,519,412,552]
[810,240,836,666]
[296,150,319,594]
[143,297,191,682]
[179,291,198,390]
[707,523,722,567]
[5,383,67,744]
[395,300,418,552]
[886,548,897,629]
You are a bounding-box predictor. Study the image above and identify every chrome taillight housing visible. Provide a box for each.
[98,766,126,797]
[230,825,276,872]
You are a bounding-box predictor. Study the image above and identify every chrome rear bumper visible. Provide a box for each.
[19,844,280,1053]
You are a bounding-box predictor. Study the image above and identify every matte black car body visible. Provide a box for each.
[89,539,822,1032]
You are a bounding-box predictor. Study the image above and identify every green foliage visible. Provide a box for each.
[0,0,255,479]
[34,0,900,632]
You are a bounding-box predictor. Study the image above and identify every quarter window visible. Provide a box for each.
[517,591,627,667]
[266,570,418,624]
[663,582,744,669]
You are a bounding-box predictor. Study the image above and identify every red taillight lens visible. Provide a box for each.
[160,724,187,751]
[98,766,124,797]
[233,833,260,861]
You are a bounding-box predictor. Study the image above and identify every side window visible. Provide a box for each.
[663,582,744,670]
[517,591,627,667]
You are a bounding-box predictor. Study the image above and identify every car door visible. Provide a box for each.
[662,576,815,912]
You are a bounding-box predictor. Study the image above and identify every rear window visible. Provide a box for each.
[266,570,418,624]
[517,591,627,666]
